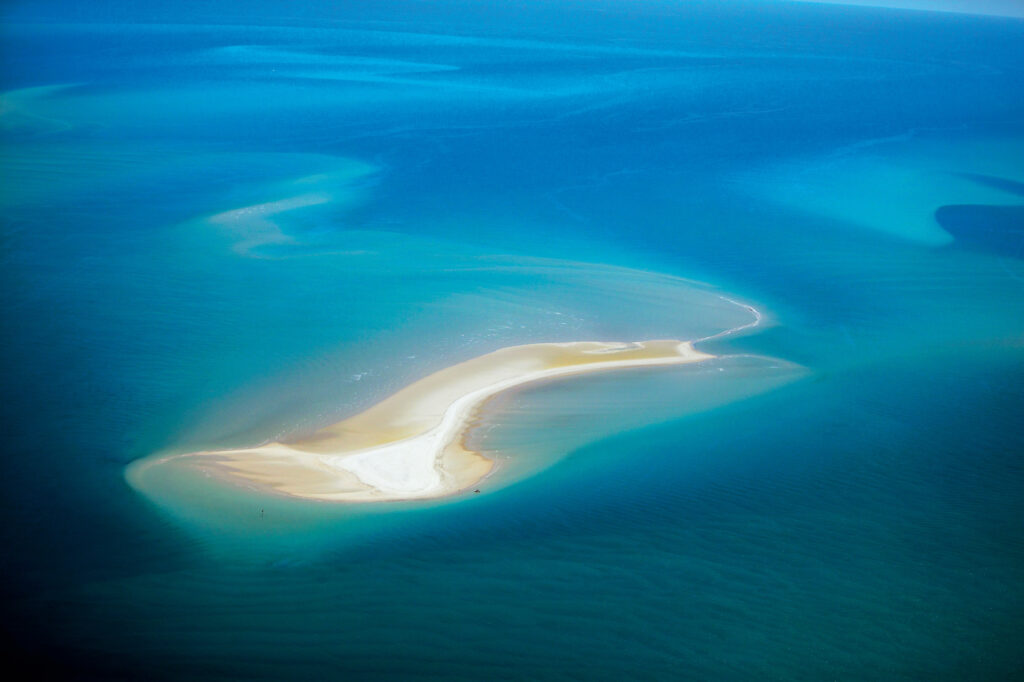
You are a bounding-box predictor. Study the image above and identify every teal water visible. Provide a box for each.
[2,1,1023,679]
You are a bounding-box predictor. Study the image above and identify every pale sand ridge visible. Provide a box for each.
[135,340,713,502]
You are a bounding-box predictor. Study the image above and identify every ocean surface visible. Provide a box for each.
[2,1,1023,679]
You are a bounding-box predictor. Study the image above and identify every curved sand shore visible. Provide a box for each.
[133,340,713,502]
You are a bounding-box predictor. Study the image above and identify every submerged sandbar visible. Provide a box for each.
[129,340,713,502]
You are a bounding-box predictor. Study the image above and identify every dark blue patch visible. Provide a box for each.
[936,204,1024,258]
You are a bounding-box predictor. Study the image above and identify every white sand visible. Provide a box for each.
[141,340,714,502]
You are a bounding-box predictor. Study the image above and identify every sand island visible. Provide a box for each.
[130,340,714,502]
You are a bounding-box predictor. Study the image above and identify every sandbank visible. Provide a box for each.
[136,340,714,502]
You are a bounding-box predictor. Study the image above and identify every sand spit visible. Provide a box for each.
[131,340,714,502]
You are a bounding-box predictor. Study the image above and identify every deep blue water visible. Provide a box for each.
[2,1,1023,679]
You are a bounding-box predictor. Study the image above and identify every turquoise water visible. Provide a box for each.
[2,1,1023,679]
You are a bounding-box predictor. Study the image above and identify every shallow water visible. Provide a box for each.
[2,1,1023,679]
